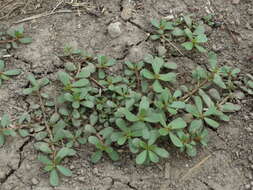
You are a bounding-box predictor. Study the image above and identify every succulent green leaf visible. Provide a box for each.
[141,69,155,79]
[198,89,214,108]
[213,74,226,89]
[151,19,160,28]
[91,151,103,163]
[72,79,89,87]
[149,151,159,163]
[56,147,76,160]
[204,117,219,128]
[194,96,203,113]
[136,150,147,164]
[58,71,71,86]
[153,147,169,158]
[56,165,72,176]
[182,42,193,50]
[189,119,203,134]
[194,25,205,35]
[183,15,192,27]
[88,136,100,145]
[221,103,241,112]
[208,51,217,69]
[184,28,193,39]
[38,154,52,165]
[1,114,10,127]
[50,169,59,186]
[152,57,164,74]
[107,149,119,161]
[3,69,21,76]
[170,101,185,109]
[34,142,52,154]
[195,45,206,53]
[169,117,187,129]
[152,80,163,92]
[169,132,183,147]
[19,37,32,44]
[185,104,200,117]
[172,27,184,36]
[195,34,208,43]
[159,72,176,82]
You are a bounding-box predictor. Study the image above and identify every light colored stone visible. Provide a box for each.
[108,22,122,38]
[32,177,39,185]
[232,0,240,4]
[164,163,171,179]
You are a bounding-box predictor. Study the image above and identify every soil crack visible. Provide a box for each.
[0,137,32,185]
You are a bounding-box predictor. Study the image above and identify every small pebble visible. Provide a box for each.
[248,9,253,16]
[108,22,122,38]
[232,0,240,4]
[245,184,251,189]
[32,177,39,185]
[78,176,86,182]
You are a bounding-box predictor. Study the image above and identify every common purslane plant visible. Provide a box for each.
[0,17,251,187]
[151,15,209,54]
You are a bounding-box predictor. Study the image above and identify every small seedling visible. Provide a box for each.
[0,26,32,49]
[0,114,16,146]
[181,25,208,52]
[0,59,21,86]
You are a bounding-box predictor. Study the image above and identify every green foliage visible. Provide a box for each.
[181,26,208,52]
[0,114,16,146]
[0,59,21,86]
[150,15,208,54]
[1,15,251,187]
[0,25,32,49]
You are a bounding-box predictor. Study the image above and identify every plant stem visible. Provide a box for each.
[181,79,209,100]
[0,38,17,44]
[135,68,141,91]
[163,37,184,56]
[37,91,55,151]
[89,76,106,89]
[218,94,232,107]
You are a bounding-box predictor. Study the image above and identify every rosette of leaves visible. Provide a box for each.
[99,75,123,91]
[159,117,187,148]
[154,88,185,115]
[207,52,227,89]
[58,71,90,92]
[62,128,87,148]
[124,61,144,88]
[36,146,76,186]
[141,55,177,92]
[121,96,163,124]
[134,139,169,164]
[112,85,142,109]
[150,19,174,40]
[185,95,228,129]
[2,26,32,49]
[218,65,240,91]
[124,61,144,77]
[175,130,199,157]
[96,55,116,79]
[181,25,208,53]
[0,114,16,146]
[87,126,119,163]
[111,118,144,153]
[23,74,50,95]
[0,59,21,86]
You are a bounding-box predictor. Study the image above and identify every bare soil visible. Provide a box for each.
[0,0,253,189]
